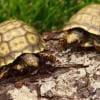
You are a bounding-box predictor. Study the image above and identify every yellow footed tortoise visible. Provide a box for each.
[0,19,45,79]
[63,4,100,51]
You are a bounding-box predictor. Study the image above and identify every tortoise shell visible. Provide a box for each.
[0,19,45,67]
[63,4,100,36]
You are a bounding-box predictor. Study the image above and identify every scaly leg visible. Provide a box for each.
[13,53,39,71]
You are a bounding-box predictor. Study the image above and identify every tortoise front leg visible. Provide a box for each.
[14,53,39,71]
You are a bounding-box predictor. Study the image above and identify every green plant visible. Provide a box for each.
[0,0,99,32]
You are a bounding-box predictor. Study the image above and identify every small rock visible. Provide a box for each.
[8,85,34,100]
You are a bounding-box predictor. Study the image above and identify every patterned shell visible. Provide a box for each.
[63,4,100,36]
[0,19,45,67]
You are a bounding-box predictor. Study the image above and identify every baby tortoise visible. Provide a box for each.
[63,4,100,51]
[0,19,46,79]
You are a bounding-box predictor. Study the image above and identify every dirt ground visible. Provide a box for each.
[0,33,100,100]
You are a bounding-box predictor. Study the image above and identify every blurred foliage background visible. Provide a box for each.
[0,0,100,32]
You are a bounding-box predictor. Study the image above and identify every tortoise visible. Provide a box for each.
[63,4,100,50]
[0,19,45,79]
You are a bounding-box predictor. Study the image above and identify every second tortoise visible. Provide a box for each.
[0,19,45,79]
[63,4,100,51]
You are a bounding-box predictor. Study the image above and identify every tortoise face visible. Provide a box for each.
[64,29,95,48]
[64,29,84,44]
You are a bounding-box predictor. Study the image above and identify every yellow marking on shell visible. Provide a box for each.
[3,27,26,41]
[4,23,18,31]
[0,25,9,33]
[0,42,10,57]
[26,33,38,45]
[23,25,37,33]
[0,20,13,27]
[0,19,22,26]
[9,36,28,51]
[0,20,22,34]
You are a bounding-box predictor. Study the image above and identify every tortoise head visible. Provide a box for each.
[64,28,95,48]
[64,29,84,44]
